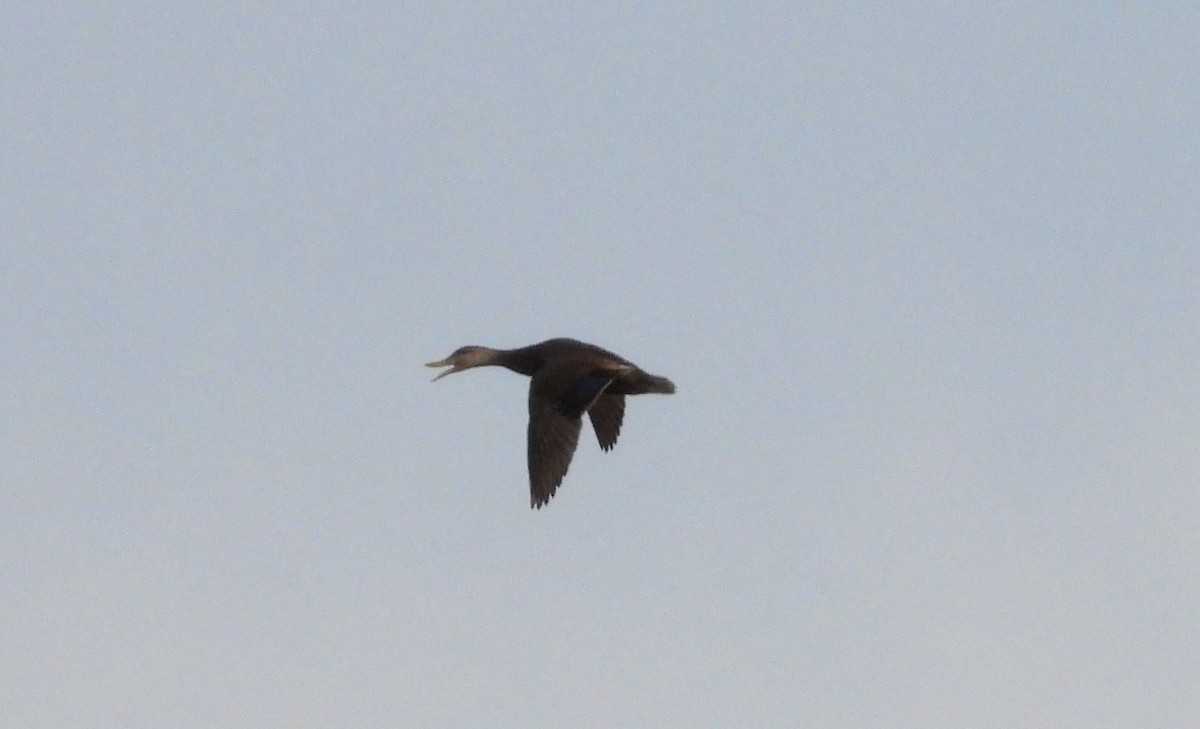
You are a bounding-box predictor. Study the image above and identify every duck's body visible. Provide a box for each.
[427,338,675,508]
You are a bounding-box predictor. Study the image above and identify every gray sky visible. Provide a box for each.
[3,3,1197,727]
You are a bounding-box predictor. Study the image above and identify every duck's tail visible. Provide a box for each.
[642,373,676,395]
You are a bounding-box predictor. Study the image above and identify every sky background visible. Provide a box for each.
[3,3,1198,727]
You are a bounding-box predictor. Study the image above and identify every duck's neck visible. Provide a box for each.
[491,345,544,377]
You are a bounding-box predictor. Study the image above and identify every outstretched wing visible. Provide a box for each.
[526,361,617,508]
[527,395,582,508]
[588,394,625,451]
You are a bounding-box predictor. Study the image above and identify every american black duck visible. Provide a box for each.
[427,338,675,508]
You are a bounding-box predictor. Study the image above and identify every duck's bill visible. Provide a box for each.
[425,358,458,382]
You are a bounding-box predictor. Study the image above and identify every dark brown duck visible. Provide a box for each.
[426,338,675,508]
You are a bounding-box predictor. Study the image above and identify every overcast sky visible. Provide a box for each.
[3,3,1198,727]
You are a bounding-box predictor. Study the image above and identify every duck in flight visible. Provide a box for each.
[426,338,675,508]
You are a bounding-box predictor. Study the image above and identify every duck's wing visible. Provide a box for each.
[526,397,581,508]
[526,363,615,508]
[588,394,625,451]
